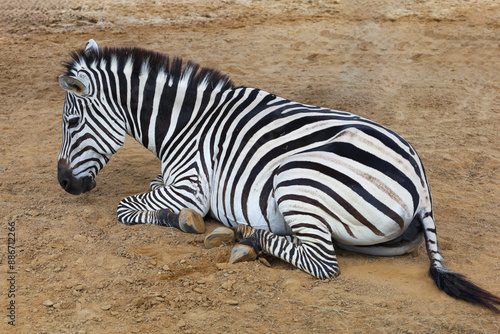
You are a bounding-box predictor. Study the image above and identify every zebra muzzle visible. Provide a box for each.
[57,160,96,195]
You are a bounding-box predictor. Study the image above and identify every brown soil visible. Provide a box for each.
[1,0,499,333]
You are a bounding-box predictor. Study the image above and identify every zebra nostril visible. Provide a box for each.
[58,174,72,192]
[58,160,74,192]
[60,179,69,190]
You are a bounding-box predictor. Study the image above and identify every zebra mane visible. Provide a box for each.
[62,46,235,92]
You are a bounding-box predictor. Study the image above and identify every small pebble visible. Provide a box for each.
[221,281,233,291]
[43,300,54,307]
[216,263,229,270]
[177,319,187,328]
[101,304,112,311]
[226,300,239,306]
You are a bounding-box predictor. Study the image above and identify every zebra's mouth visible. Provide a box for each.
[58,160,96,195]
[79,176,97,194]
[60,174,96,195]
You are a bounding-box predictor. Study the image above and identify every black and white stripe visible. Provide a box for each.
[57,40,499,312]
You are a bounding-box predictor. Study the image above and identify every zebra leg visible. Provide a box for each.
[120,205,205,234]
[146,175,205,232]
[204,227,236,248]
[149,174,164,191]
[117,188,206,234]
[230,224,339,279]
[228,235,258,264]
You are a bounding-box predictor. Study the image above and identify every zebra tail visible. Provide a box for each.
[429,265,500,313]
[422,214,500,313]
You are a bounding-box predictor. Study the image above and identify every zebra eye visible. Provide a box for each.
[67,117,80,129]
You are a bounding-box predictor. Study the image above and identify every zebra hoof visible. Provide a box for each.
[204,227,235,249]
[228,244,257,264]
[178,208,205,234]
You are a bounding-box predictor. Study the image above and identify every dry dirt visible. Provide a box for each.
[1,0,499,333]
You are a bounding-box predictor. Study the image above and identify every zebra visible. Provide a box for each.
[57,39,499,312]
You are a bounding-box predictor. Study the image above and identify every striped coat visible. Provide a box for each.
[57,40,499,312]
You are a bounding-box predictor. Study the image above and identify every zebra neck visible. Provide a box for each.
[122,76,232,159]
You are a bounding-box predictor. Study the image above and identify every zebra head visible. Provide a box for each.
[57,39,126,195]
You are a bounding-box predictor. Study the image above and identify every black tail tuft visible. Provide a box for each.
[430,266,500,313]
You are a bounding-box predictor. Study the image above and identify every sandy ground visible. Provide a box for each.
[1,0,499,333]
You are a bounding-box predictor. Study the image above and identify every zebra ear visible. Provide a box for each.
[58,75,88,95]
[85,39,99,57]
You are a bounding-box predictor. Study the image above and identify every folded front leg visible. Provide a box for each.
[149,174,164,191]
[117,187,206,234]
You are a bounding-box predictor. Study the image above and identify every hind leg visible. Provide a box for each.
[213,166,342,278]
[230,218,340,279]
[204,219,340,279]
